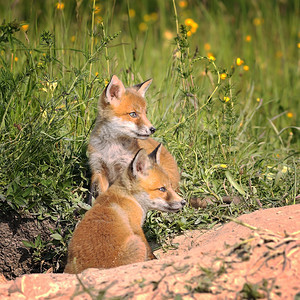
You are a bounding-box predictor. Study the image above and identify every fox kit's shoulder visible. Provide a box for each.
[64,145,185,273]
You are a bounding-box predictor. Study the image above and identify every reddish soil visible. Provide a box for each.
[0,204,299,299]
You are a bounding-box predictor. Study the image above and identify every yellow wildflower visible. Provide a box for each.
[164,30,174,40]
[95,16,103,24]
[179,0,188,8]
[287,112,293,118]
[204,43,211,51]
[184,18,194,26]
[14,56,18,62]
[224,96,230,102]
[243,65,249,71]
[256,98,261,102]
[245,35,251,42]
[94,5,101,14]
[56,2,64,10]
[253,17,263,26]
[143,14,151,22]
[70,35,76,43]
[219,164,228,169]
[191,21,198,32]
[95,72,99,77]
[266,173,275,180]
[236,57,244,66]
[41,80,58,94]
[150,12,158,22]
[143,12,158,22]
[129,9,135,18]
[21,24,29,32]
[220,73,227,80]
[184,18,198,35]
[207,53,215,61]
[190,23,198,33]
[139,22,148,32]
[297,42,300,49]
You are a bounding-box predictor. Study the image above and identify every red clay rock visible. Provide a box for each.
[0,204,299,299]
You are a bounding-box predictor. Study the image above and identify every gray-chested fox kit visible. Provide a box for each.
[88,75,180,201]
[64,145,186,273]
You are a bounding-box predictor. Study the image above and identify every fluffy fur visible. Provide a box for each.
[88,75,180,202]
[64,145,185,274]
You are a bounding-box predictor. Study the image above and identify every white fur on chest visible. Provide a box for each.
[101,141,134,167]
[89,124,138,183]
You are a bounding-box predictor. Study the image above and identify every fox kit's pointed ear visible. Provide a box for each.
[148,143,162,165]
[131,149,151,178]
[133,78,152,97]
[105,75,126,104]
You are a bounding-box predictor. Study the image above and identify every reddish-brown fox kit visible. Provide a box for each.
[88,75,180,201]
[64,145,186,273]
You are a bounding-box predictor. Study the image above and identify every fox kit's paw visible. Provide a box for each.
[88,182,99,205]
[148,252,157,260]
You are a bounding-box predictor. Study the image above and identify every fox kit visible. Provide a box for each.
[88,75,180,202]
[64,145,186,273]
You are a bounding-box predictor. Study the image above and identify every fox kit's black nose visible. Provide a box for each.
[181,199,187,206]
[150,127,156,134]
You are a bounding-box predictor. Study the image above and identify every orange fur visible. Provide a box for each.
[88,75,180,202]
[65,146,185,274]
[138,138,180,191]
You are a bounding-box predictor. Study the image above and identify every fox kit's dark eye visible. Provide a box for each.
[158,187,166,192]
[129,112,137,118]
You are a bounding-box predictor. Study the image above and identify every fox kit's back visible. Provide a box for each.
[65,145,185,273]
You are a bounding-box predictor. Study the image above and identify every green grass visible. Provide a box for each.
[0,0,299,273]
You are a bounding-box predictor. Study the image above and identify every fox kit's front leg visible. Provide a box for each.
[133,225,157,260]
[89,171,109,203]
[88,144,110,203]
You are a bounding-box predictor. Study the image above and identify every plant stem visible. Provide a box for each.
[89,0,96,81]
[102,23,110,76]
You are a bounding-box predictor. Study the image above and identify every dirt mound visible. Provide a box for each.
[0,210,55,279]
[0,204,299,299]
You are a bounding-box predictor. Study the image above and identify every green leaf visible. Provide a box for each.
[225,171,246,196]
[23,187,33,197]
[51,233,63,241]
[14,196,27,207]
[77,201,91,211]
[274,171,283,186]
[22,240,34,248]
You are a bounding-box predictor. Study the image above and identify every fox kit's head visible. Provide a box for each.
[129,144,186,213]
[100,75,155,139]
